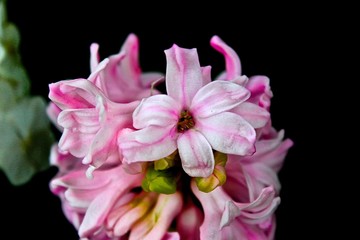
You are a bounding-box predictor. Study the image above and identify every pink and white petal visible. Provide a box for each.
[210,35,242,79]
[49,79,106,110]
[165,45,204,108]
[118,33,142,86]
[231,102,270,129]
[191,81,250,118]
[58,129,95,158]
[129,192,183,240]
[221,186,280,227]
[197,112,256,156]
[57,109,100,133]
[244,163,281,196]
[78,167,143,238]
[118,126,177,163]
[90,43,100,73]
[177,130,214,177]
[191,181,231,239]
[248,130,294,172]
[246,75,273,110]
[82,125,120,168]
[133,95,181,129]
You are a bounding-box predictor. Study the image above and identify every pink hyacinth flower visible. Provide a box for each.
[49,75,139,173]
[119,45,258,177]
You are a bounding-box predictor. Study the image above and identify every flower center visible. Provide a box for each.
[177,110,195,132]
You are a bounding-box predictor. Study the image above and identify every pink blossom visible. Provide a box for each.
[119,44,258,177]
[49,77,138,172]
[48,35,292,240]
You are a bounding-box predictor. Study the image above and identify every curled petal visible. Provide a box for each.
[118,126,177,163]
[246,75,273,110]
[221,186,280,226]
[46,102,63,131]
[49,79,106,110]
[197,112,256,156]
[211,35,242,79]
[165,45,203,108]
[231,102,270,129]
[177,130,214,177]
[78,167,143,237]
[133,95,181,129]
[191,80,250,118]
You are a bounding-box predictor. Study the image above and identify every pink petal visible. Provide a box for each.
[162,232,180,240]
[191,181,230,239]
[118,126,177,163]
[132,95,181,129]
[210,35,242,79]
[49,79,105,110]
[129,192,183,240]
[46,102,63,131]
[78,167,143,237]
[231,102,270,129]
[201,66,212,86]
[246,75,273,110]
[177,129,214,177]
[165,45,204,108]
[90,43,100,72]
[221,186,280,226]
[176,202,203,240]
[197,112,256,156]
[190,80,250,118]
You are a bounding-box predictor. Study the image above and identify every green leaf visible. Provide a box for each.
[0,97,55,185]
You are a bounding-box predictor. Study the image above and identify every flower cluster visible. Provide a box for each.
[48,33,293,240]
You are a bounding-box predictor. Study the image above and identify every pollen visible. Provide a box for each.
[177,110,195,132]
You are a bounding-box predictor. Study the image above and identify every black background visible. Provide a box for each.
[1,2,339,239]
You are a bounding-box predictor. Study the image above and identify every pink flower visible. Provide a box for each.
[49,77,138,173]
[119,45,258,177]
[48,35,292,240]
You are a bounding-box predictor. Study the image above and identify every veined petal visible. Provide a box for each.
[191,80,250,118]
[78,167,143,237]
[165,45,203,108]
[211,35,242,79]
[221,186,280,226]
[129,192,183,240]
[197,112,256,156]
[58,129,94,158]
[133,95,181,129]
[118,126,177,163]
[49,79,105,110]
[191,181,230,240]
[177,130,214,177]
[231,102,270,129]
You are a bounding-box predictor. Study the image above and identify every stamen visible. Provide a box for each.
[177,110,195,132]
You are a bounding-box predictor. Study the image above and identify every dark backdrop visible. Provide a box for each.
[1,2,333,239]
